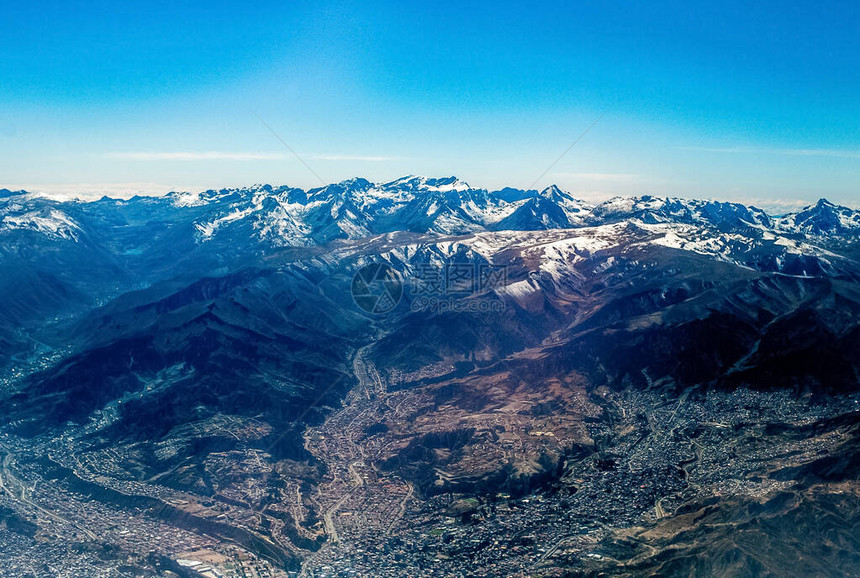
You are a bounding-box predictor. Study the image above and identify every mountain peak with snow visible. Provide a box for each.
[780,197,860,235]
[538,184,564,197]
[383,175,471,193]
[4,180,859,251]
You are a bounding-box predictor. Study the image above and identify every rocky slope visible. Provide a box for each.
[0,178,858,576]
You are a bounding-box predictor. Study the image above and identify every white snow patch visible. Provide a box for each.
[501,279,538,299]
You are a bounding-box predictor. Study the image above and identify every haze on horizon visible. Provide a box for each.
[2,1,858,208]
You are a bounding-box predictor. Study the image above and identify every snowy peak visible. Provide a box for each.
[538,184,565,198]
[3,180,859,265]
[587,196,772,230]
[169,184,299,208]
[491,185,589,232]
[382,175,471,193]
[540,184,591,214]
[695,200,772,229]
[0,196,82,240]
[778,198,860,236]
[492,194,572,231]
[307,177,374,200]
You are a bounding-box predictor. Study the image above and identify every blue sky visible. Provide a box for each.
[2,0,859,207]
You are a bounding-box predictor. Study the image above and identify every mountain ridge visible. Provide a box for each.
[3,177,858,245]
[1,175,859,576]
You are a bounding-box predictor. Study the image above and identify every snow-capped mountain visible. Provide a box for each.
[3,178,858,277]
[2,177,860,578]
[0,191,83,241]
[3,177,852,368]
[774,198,860,236]
[162,177,858,248]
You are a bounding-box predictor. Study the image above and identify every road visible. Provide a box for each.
[322,491,353,544]
[0,451,99,542]
[387,482,414,535]
[300,340,416,574]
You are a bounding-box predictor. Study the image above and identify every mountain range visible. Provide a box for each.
[0,177,859,576]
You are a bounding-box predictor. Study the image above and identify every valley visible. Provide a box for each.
[0,180,858,576]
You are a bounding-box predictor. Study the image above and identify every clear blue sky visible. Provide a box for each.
[2,0,859,207]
